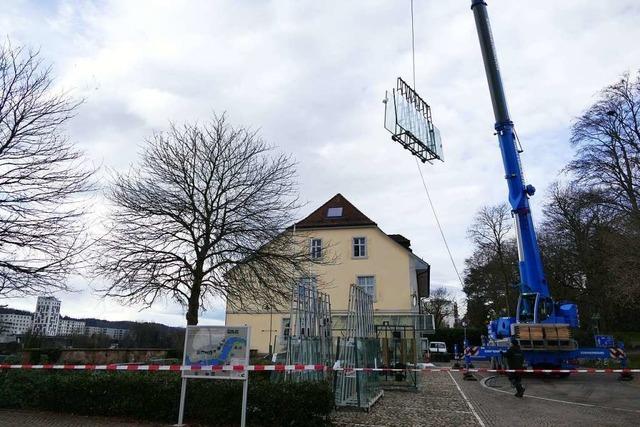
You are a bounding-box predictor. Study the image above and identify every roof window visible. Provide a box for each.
[326,207,343,217]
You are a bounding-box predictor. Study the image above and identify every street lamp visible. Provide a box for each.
[264,304,274,354]
[461,319,468,345]
[461,318,470,370]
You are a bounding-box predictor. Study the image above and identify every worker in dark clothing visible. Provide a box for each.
[503,339,525,398]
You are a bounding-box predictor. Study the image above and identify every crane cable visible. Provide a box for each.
[410,0,464,288]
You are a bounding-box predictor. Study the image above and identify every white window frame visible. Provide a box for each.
[352,236,367,258]
[310,238,323,259]
[356,275,376,301]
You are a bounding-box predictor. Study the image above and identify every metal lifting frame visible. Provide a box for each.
[281,281,333,382]
[385,77,444,163]
[334,284,383,409]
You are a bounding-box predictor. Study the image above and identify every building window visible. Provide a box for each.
[353,237,367,258]
[357,276,376,300]
[281,318,291,339]
[310,238,322,259]
[298,276,317,289]
[327,207,343,218]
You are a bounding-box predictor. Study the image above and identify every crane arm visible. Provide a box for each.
[471,0,551,322]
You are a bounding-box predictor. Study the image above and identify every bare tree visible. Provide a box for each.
[0,43,93,297]
[467,203,517,313]
[540,183,610,314]
[423,287,454,330]
[539,181,640,329]
[569,71,640,219]
[566,71,640,328]
[97,115,319,325]
[463,242,519,327]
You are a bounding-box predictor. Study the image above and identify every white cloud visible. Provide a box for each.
[2,0,640,325]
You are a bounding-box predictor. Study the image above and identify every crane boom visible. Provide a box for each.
[469,0,580,329]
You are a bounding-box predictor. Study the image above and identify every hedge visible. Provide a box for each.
[0,370,333,426]
[429,327,484,353]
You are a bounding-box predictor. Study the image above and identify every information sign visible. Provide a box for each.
[177,325,250,427]
[182,325,249,379]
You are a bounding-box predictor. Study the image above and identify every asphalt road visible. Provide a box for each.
[455,367,640,427]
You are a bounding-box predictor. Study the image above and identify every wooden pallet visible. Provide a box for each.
[512,323,576,350]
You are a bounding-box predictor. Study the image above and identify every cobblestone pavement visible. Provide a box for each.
[0,410,164,427]
[331,366,640,427]
[331,372,480,426]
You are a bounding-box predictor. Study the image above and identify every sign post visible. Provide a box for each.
[176,325,250,427]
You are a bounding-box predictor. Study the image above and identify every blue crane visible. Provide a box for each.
[466,0,628,373]
[471,0,578,334]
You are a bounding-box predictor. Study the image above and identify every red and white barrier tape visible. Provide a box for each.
[0,364,637,374]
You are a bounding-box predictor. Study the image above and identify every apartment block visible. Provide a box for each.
[0,309,33,335]
[31,296,61,336]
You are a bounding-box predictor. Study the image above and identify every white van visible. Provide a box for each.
[428,341,449,362]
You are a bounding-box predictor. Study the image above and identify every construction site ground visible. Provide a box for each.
[331,362,640,427]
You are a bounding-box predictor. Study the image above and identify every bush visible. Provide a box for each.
[0,354,21,364]
[0,370,333,426]
[25,348,62,364]
[166,348,183,360]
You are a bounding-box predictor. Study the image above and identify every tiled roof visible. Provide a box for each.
[291,193,376,229]
[387,234,411,251]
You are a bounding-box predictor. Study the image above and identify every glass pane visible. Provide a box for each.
[327,207,343,217]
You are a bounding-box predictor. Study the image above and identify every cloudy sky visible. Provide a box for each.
[2,0,640,326]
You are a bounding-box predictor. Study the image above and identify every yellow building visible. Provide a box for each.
[225,194,432,353]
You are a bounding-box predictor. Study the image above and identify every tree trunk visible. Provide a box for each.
[186,295,200,325]
[186,267,203,326]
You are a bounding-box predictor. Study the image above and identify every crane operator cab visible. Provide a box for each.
[507,293,580,351]
[517,293,553,323]
[516,293,579,327]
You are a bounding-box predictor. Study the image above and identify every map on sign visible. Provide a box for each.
[182,325,250,379]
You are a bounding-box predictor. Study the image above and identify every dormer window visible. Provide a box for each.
[327,207,343,218]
